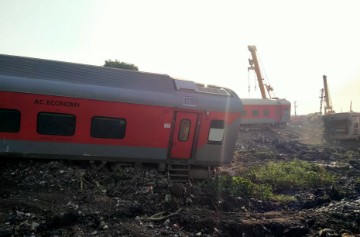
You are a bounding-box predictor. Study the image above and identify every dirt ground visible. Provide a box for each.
[1,118,360,237]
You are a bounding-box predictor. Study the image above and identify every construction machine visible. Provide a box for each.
[245,45,291,126]
[248,45,275,99]
[320,75,335,114]
[321,75,360,144]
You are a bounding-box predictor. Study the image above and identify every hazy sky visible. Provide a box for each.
[1,0,359,115]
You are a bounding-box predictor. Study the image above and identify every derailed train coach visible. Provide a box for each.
[322,112,360,141]
[0,54,242,179]
[240,98,291,127]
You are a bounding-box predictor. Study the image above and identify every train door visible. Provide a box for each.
[170,112,198,159]
[353,116,359,136]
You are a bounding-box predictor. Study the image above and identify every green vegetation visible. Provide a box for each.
[249,159,335,192]
[201,175,273,199]
[340,150,358,160]
[201,160,335,202]
[104,59,139,71]
[252,150,276,160]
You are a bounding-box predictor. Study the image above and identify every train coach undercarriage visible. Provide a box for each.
[7,155,216,182]
[87,161,215,182]
[84,158,216,182]
[0,151,217,182]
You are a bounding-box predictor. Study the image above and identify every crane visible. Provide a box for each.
[320,75,335,114]
[247,45,275,99]
[319,88,324,114]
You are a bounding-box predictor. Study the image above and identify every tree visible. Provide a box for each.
[104,59,139,71]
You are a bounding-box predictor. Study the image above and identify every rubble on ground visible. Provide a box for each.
[0,121,359,236]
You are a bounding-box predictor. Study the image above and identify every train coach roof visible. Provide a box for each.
[241,98,291,106]
[0,54,242,112]
[0,54,175,92]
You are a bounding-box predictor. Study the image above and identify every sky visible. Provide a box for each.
[0,0,359,115]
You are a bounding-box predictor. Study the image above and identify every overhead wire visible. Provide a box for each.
[247,67,257,97]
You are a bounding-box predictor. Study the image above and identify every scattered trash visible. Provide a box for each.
[0,123,359,236]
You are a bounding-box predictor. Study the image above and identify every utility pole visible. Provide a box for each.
[294,101,297,116]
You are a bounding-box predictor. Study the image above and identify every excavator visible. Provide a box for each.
[321,75,360,142]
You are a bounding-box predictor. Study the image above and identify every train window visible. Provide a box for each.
[178,119,191,141]
[37,112,76,136]
[91,116,126,139]
[263,110,269,116]
[252,110,259,116]
[208,120,224,143]
[0,109,20,133]
[242,110,247,116]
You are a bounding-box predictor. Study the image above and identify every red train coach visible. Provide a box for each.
[240,98,291,126]
[0,54,242,179]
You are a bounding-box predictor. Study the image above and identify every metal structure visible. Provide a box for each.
[319,88,324,114]
[320,76,359,143]
[0,54,243,181]
[240,98,291,126]
[244,45,291,127]
[321,75,335,114]
[323,112,360,141]
[248,45,274,99]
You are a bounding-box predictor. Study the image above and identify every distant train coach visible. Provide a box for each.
[0,54,242,180]
[323,112,360,141]
[240,98,291,126]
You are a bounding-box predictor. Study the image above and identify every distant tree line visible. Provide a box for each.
[104,59,139,71]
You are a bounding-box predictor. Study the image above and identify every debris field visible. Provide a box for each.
[0,120,360,237]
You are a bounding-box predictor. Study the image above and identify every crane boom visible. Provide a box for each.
[319,88,324,114]
[322,75,335,114]
[248,45,267,99]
